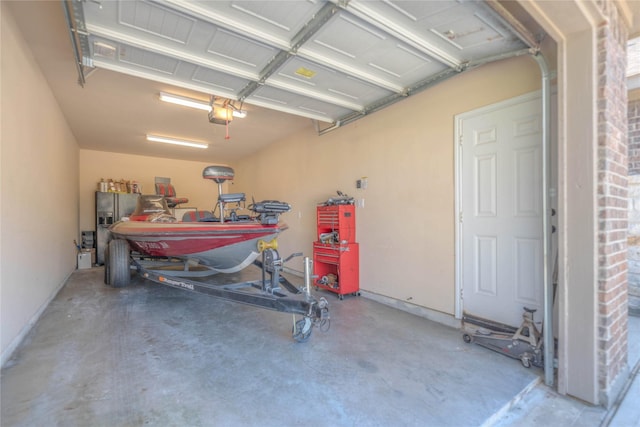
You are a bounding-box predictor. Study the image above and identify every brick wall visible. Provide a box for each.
[628,100,640,174]
[596,0,629,407]
[626,100,640,317]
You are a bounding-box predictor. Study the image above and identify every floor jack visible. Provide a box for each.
[463,307,543,368]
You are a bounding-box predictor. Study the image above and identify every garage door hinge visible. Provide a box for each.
[459,211,463,223]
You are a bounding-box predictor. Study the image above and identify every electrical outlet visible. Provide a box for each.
[356,177,368,190]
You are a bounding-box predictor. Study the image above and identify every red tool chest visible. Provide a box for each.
[316,204,356,243]
[313,204,359,299]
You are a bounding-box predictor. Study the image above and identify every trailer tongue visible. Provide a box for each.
[106,238,329,343]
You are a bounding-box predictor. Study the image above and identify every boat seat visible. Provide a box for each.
[155,177,189,208]
[203,167,244,203]
[202,165,234,183]
[219,193,246,203]
[182,210,214,222]
[202,166,247,223]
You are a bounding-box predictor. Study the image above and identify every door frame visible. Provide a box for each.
[454,91,543,320]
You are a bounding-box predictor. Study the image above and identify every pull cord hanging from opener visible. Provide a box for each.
[208,96,238,140]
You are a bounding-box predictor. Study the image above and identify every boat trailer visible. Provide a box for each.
[105,239,330,343]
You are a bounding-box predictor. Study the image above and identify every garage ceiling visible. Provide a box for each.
[68,0,539,129]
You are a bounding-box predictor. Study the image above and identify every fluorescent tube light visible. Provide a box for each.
[159,92,211,112]
[146,134,208,149]
[159,92,247,118]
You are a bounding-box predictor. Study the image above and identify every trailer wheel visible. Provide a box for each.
[293,317,312,343]
[103,245,110,285]
[107,239,131,288]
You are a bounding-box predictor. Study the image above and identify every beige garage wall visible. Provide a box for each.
[1,5,80,363]
[233,55,542,316]
[77,55,542,319]
[78,151,231,231]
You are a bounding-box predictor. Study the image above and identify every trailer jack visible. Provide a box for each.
[463,307,543,368]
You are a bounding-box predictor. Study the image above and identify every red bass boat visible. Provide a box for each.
[109,165,291,274]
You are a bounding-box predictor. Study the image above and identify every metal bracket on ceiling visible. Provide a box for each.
[237,2,339,103]
[465,48,533,69]
[479,0,541,50]
[237,50,291,102]
[316,67,461,136]
[313,119,342,135]
[456,62,470,73]
[291,3,339,53]
[316,42,535,137]
[337,0,461,70]
[62,0,89,87]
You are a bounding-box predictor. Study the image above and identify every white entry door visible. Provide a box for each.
[456,93,543,328]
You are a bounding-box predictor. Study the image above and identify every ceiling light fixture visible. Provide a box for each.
[159,92,212,112]
[146,134,208,149]
[158,92,245,141]
[159,92,248,119]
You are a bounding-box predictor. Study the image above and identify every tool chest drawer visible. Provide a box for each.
[316,204,356,243]
[313,242,359,299]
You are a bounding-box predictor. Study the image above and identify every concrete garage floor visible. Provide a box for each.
[0,266,637,426]
[491,313,640,427]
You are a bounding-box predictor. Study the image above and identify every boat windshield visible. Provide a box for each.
[132,195,173,217]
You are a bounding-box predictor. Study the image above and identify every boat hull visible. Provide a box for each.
[109,220,285,273]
